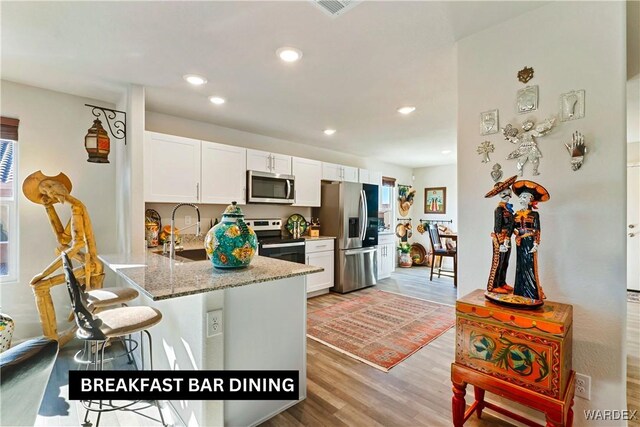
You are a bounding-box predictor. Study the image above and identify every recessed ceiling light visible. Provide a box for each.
[397,106,416,115]
[442,150,452,155]
[183,74,207,85]
[323,129,336,136]
[276,47,303,63]
[209,96,226,105]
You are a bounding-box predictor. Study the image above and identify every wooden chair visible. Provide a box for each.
[427,223,457,287]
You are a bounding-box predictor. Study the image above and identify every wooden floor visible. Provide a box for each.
[35,267,639,427]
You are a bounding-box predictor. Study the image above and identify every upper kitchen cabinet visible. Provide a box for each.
[322,163,359,183]
[201,141,247,205]
[144,132,201,203]
[292,157,321,207]
[246,149,292,175]
[358,168,382,186]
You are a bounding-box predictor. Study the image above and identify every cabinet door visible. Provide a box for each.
[201,141,247,205]
[359,168,370,184]
[271,153,292,175]
[306,251,334,292]
[246,149,272,173]
[322,162,343,181]
[144,132,200,203]
[342,166,359,183]
[376,246,384,280]
[385,243,396,274]
[369,170,382,187]
[292,157,321,207]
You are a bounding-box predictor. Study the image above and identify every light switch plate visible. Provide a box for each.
[207,310,223,337]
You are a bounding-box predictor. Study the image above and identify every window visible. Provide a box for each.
[1,117,18,282]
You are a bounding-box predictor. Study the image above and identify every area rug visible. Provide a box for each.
[307,290,455,371]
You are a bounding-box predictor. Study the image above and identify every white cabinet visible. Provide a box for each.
[201,141,247,205]
[358,168,370,183]
[246,149,291,175]
[377,233,396,280]
[322,163,359,182]
[144,132,201,203]
[292,157,321,207]
[306,239,335,294]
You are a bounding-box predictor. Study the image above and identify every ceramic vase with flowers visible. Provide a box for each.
[398,243,413,268]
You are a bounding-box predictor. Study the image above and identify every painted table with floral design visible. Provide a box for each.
[451,289,575,427]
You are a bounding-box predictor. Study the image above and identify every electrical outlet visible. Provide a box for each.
[185,215,192,226]
[575,373,591,400]
[206,310,223,337]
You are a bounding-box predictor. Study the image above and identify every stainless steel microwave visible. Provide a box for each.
[247,170,295,204]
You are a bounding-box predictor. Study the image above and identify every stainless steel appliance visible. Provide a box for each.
[247,171,295,204]
[315,182,379,293]
[245,218,305,264]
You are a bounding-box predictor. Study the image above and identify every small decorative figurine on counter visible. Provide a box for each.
[512,180,549,304]
[484,175,518,295]
[205,201,257,269]
[503,117,556,176]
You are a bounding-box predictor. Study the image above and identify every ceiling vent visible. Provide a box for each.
[312,0,360,17]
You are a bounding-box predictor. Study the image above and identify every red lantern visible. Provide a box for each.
[84,118,110,163]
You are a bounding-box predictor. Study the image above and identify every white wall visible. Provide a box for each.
[0,80,118,340]
[457,2,627,421]
[409,164,458,254]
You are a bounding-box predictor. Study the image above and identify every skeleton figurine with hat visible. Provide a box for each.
[22,171,104,341]
[484,175,518,295]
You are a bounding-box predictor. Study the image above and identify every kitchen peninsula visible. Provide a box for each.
[99,247,322,427]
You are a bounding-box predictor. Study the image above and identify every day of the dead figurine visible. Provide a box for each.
[512,180,550,303]
[484,175,518,294]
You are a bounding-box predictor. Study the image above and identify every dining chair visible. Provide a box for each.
[427,223,457,287]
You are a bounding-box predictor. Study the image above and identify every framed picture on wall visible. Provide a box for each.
[424,187,446,214]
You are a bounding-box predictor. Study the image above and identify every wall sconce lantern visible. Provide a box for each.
[84,104,126,164]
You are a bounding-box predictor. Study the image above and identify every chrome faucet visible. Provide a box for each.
[168,203,201,259]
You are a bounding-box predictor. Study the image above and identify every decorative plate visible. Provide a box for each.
[286,214,308,236]
[395,223,406,238]
[410,243,427,265]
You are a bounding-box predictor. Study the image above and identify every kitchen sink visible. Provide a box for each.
[154,248,209,261]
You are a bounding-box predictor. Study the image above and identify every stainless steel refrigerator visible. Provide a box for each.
[315,182,379,293]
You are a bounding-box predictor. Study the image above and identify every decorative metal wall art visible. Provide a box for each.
[83,104,127,164]
[517,66,534,84]
[516,85,538,114]
[491,163,503,182]
[503,117,556,176]
[480,109,499,135]
[565,131,587,171]
[477,141,495,163]
[559,90,585,121]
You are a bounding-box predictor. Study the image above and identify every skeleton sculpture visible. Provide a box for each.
[502,117,556,176]
[565,131,587,171]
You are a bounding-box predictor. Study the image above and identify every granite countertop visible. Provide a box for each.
[303,236,336,241]
[99,242,322,301]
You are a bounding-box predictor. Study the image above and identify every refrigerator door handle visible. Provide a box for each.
[345,247,377,256]
[359,189,366,241]
[362,188,368,241]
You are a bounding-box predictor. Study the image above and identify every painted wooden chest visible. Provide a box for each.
[455,289,573,400]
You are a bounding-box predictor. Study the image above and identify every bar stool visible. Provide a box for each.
[61,253,165,427]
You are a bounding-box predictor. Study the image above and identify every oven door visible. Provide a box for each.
[248,171,295,204]
[259,241,306,264]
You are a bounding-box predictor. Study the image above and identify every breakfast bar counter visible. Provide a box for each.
[98,249,320,426]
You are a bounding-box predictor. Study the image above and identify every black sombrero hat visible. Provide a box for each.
[512,180,550,202]
[484,175,518,198]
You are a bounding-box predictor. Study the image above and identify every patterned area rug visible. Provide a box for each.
[629,291,640,303]
[307,290,455,371]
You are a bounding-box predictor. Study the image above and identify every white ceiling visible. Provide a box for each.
[1,1,547,168]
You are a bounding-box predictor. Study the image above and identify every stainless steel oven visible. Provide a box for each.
[245,218,306,264]
[259,240,306,264]
[247,171,295,204]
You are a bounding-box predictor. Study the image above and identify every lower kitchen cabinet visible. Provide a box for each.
[306,239,334,294]
[377,234,396,280]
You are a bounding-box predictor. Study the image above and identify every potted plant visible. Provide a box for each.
[397,242,413,268]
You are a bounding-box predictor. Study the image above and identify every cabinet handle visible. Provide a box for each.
[306,256,310,264]
[196,183,200,200]
[243,186,246,202]
[266,155,271,171]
